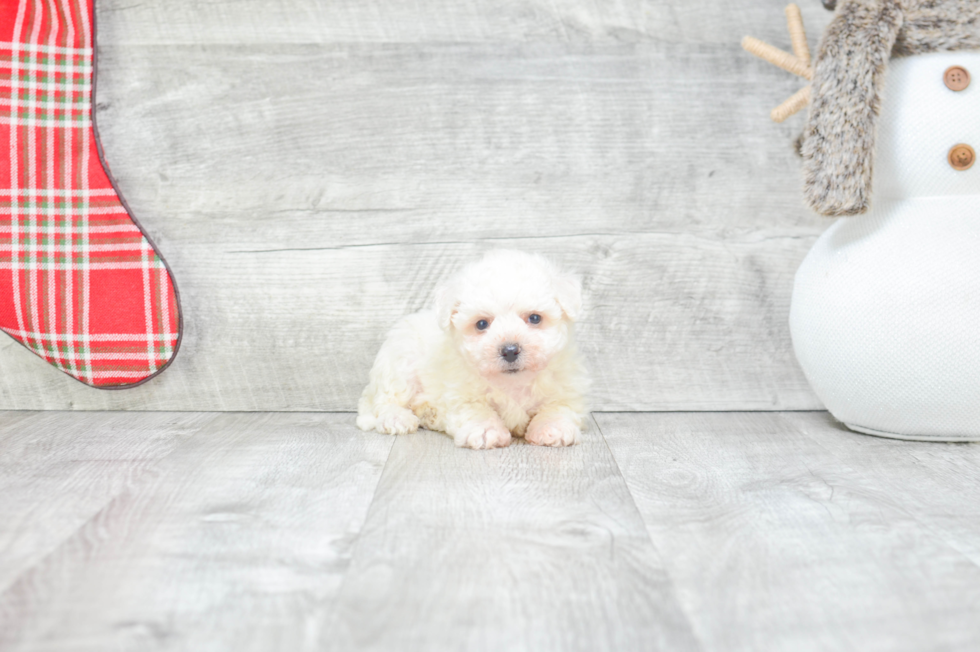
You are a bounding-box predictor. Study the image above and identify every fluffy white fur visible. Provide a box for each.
[356,250,588,449]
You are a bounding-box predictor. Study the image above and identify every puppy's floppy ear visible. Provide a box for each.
[553,272,583,321]
[435,281,459,330]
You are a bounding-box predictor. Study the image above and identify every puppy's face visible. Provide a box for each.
[436,250,582,379]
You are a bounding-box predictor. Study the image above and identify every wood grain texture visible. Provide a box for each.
[597,411,980,652]
[95,0,831,46]
[783,411,980,569]
[0,412,393,651]
[0,411,218,594]
[4,410,979,650]
[328,421,701,652]
[0,0,834,411]
[0,411,43,443]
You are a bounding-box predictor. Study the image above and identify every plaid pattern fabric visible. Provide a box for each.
[1,0,180,387]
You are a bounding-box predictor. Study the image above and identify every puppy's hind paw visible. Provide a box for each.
[374,406,420,435]
[525,415,580,447]
[454,421,512,450]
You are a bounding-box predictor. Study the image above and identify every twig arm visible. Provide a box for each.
[771,85,811,122]
[741,36,812,80]
[785,4,810,67]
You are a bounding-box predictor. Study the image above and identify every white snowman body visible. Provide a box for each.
[791,52,980,440]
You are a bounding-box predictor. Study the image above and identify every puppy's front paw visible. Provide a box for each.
[454,420,512,450]
[375,406,420,435]
[525,415,580,447]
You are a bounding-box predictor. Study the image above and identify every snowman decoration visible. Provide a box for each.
[745,1,980,441]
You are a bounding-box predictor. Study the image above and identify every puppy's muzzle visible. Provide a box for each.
[500,344,521,363]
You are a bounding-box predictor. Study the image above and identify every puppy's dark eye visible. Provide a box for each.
[528,314,541,324]
[476,319,489,331]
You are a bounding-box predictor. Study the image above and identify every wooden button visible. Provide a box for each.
[944,66,970,91]
[949,144,975,171]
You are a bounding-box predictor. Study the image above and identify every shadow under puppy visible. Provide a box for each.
[357,250,588,449]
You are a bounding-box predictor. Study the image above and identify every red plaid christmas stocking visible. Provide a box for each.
[1,0,181,387]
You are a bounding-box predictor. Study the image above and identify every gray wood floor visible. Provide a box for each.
[2,410,978,652]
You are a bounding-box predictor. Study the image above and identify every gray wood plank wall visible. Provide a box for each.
[0,0,834,411]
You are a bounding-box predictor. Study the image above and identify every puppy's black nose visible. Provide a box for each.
[500,344,520,363]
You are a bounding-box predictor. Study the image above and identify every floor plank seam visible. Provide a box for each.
[1,409,832,417]
[588,414,709,652]
[591,409,830,415]
[323,429,400,615]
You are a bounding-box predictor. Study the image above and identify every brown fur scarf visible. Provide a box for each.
[801,0,980,216]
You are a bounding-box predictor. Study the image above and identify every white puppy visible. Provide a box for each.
[356,249,588,449]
